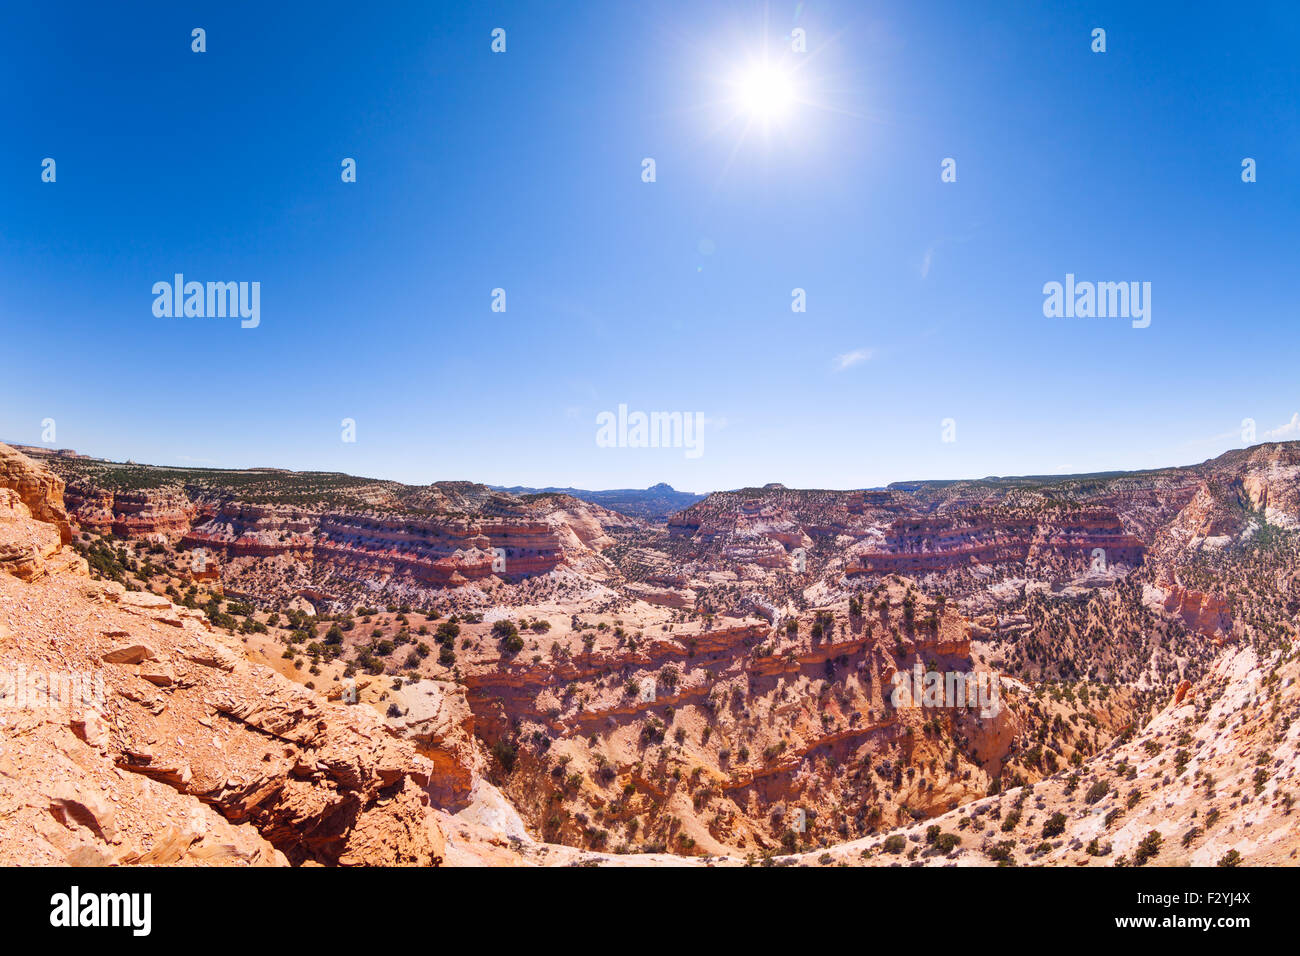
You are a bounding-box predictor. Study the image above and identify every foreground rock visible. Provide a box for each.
[0,445,446,866]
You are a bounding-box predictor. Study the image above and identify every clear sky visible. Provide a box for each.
[3,1,1297,492]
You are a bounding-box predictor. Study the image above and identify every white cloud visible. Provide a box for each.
[833,349,875,372]
[1178,412,1300,453]
[1263,412,1300,440]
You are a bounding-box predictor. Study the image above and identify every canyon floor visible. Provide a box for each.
[2,440,1298,866]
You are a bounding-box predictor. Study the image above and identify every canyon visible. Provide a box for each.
[4,439,1299,866]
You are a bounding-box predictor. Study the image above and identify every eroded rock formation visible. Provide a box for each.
[0,446,450,866]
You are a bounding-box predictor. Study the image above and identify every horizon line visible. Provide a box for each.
[5,437,1285,497]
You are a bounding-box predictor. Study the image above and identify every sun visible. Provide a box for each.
[733,63,796,121]
[687,25,862,172]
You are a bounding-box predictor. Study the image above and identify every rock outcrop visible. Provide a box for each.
[0,444,449,866]
[383,679,484,810]
[0,443,72,545]
[1160,581,1231,638]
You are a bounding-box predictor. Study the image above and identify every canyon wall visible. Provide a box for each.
[0,444,452,866]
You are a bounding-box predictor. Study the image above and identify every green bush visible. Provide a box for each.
[1133,830,1163,866]
[1084,780,1110,804]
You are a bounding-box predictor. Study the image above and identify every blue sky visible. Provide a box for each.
[2,1,1297,492]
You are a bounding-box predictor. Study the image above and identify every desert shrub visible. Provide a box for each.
[1133,830,1163,866]
[491,739,517,774]
[1084,780,1110,804]
[933,832,960,854]
[1041,812,1067,838]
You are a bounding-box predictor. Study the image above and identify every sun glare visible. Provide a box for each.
[733,63,796,121]
[694,28,860,170]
